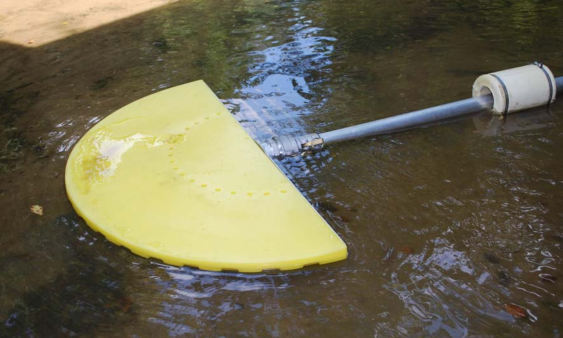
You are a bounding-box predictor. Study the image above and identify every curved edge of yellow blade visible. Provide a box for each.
[67,193,347,272]
[65,80,348,273]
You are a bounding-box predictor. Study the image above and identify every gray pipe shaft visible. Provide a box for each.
[321,75,563,145]
[261,76,563,158]
[320,95,494,144]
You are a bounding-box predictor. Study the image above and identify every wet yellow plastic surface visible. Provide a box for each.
[65,81,347,272]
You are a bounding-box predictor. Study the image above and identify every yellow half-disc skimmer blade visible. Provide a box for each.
[65,81,347,272]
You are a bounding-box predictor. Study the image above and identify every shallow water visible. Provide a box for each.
[1,0,563,336]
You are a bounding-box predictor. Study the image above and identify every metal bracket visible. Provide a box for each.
[261,133,324,158]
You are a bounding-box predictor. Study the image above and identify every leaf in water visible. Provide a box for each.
[505,303,527,319]
[539,273,557,283]
[30,205,43,216]
[400,246,414,255]
[120,296,132,313]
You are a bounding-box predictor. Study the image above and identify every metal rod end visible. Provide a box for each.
[261,134,324,158]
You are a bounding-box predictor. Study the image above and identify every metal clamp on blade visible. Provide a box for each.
[261,133,324,158]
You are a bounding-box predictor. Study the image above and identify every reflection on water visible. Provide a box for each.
[1,0,563,337]
[473,109,556,137]
[226,5,337,139]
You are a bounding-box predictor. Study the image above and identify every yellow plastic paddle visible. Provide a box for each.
[65,81,347,272]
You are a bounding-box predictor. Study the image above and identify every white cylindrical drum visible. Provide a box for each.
[472,63,556,115]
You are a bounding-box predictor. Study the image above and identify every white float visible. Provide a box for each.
[472,63,556,115]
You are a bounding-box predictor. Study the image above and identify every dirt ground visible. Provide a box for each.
[0,0,177,47]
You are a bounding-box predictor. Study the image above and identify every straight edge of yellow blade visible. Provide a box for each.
[67,187,346,272]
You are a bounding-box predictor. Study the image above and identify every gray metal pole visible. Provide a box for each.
[320,95,493,145]
[261,76,563,158]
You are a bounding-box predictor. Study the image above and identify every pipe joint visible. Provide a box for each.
[261,133,324,158]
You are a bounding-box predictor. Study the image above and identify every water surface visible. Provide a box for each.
[1,0,563,336]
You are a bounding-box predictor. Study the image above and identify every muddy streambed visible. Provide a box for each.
[1,0,563,336]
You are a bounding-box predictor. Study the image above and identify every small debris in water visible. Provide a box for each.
[505,304,527,319]
[152,38,169,53]
[484,252,500,264]
[90,77,114,90]
[316,201,338,213]
[497,270,511,286]
[119,296,132,313]
[30,205,43,216]
[400,246,414,255]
